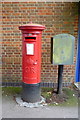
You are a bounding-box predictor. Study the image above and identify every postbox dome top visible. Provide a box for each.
[19,22,45,30]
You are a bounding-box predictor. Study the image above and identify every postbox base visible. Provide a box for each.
[21,82,41,103]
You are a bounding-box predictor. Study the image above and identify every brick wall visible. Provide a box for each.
[2,2,78,83]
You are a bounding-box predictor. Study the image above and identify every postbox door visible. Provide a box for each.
[23,36,38,84]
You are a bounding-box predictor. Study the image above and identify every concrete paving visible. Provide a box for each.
[2,94,79,119]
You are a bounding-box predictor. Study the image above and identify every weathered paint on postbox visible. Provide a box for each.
[51,34,75,65]
[19,23,45,84]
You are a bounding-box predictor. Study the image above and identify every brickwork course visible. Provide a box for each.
[2,2,78,84]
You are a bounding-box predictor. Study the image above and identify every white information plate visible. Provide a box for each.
[26,43,34,55]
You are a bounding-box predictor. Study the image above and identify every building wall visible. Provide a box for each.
[2,2,78,83]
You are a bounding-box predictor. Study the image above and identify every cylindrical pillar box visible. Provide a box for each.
[19,23,45,103]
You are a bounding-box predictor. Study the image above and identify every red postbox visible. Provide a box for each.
[19,23,45,103]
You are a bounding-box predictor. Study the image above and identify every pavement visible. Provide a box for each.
[1,94,79,119]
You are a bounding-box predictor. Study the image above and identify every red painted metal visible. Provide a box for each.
[19,23,45,84]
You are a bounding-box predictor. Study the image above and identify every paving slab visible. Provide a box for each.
[74,82,80,90]
[2,94,79,119]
